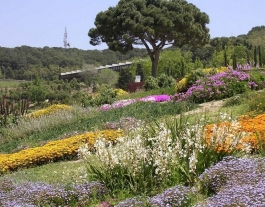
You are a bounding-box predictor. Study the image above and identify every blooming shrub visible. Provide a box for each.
[173,69,257,103]
[114,88,129,96]
[0,129,123,174]
[176,76,188,92]
[26,104,72,118]
[176,67,228,93]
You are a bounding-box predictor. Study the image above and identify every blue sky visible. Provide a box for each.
[0,0,264,50]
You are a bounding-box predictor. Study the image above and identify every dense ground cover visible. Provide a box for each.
[1,68,265,206]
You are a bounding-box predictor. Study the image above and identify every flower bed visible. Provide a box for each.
[205,113,265,152]
[0,129,123,174]
[26,104,72,118]
[98,94,171,111]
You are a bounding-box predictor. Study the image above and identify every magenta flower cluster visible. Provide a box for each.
[173,70,257,103]
[98,94,171,111]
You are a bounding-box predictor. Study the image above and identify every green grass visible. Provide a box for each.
[0,160,86,185]
[0,101,197,153]
[0,79,27,88]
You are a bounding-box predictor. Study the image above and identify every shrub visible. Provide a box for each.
[246,90,265,115]
[144,76,159,90]
[157,73,176,88]
[93,85,117,106]
[173,70,254,103]
[114,88,129,96]
[117,68,134,90]
[249,71,265,90]
[176,76,188,92]
[97,69,119,87]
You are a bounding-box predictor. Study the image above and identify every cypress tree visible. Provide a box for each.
[254,46,257,67]
[224,49,228,66]
[258,45,262,67]
[233,54,237,69]
[180,59,186,77]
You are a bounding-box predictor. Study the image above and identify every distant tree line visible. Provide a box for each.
[0,46,148,80]
[0,26,264,81]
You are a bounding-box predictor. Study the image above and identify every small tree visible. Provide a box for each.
[117,68,134,90]
[97,69,119,87]
[29,76,47,104]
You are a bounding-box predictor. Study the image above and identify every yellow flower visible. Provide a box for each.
[26,104,72,118]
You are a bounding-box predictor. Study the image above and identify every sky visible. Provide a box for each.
[0,0,264,51]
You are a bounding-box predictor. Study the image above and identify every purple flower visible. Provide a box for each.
[196,157,265,207]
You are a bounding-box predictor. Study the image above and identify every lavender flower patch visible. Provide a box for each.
[0,179,107,206]
[196,156,265,207]
[115,185,192,207]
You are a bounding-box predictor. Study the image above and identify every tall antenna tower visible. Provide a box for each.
[63,27,70,48]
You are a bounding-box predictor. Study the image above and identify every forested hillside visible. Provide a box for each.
[0,26,264,81]
[0,47,148,80]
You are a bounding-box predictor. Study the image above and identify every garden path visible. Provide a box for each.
[180,99,225,117]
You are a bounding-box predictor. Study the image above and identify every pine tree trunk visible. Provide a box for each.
[151,50,160,78]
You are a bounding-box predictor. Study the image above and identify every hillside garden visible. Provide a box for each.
[0,65,265,206]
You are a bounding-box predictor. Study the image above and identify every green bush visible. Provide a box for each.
[157,73,176,88]
[117,68,134,90]
[186,69,205,88]
[144,76,159,91]
[249,71,265,90]
[93,85,117,106]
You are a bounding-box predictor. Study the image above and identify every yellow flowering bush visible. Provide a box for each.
[26,104,72,118]
[176,76,188,92]
[114,88,129,96]
[0,129,123,174]
[202,66,228,74]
